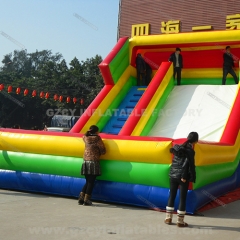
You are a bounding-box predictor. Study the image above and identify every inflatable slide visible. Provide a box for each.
[0,30,240,214]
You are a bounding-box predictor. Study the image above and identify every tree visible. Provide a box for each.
[0,50,104,129]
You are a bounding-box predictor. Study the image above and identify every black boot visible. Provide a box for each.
[78,192,85,205]
[83,194,92,206]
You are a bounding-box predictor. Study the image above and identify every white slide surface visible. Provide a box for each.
[148,85,238,141]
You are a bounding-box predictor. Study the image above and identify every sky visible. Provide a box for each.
[0,0,119,66]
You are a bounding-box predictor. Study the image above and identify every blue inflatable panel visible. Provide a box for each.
[235,161,240,188]
[0,170,169,209]
[93,181,169,209]
[0,170,83,196]
[188,163,240,212]
[0,164,240,214]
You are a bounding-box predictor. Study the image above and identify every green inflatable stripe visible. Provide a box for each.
[194,150,240,189]
[98,160,170,188]
[109,40,129,84]
[97,77,135,131]
[0,150,170,188]
[141,79,174,136]
[1,149,239,189]
[111,54,129,83]
[109,40,129,72]
[181,78,237,85]
[0,150,82,177]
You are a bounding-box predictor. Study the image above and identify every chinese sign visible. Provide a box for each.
[226,14,240,30]
[131,13,240,37]
[131,23,150,37]
[161,20,180,34]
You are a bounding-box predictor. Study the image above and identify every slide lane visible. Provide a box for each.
[79,65,136,134]
[131,63,174,136]
[147,84,239,141]
[101,87,146,134]
[119,62,173,136]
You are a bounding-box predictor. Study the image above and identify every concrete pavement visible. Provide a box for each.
[0,189,240,240]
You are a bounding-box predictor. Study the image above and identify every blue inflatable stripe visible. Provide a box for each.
[0,163,240,214]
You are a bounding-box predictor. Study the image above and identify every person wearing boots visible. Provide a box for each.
[145,61,152,85]
[165,132,198,227]
[135,53,147,86]
[168,47,183,85]
[222,46,239,85]
[78,125,106,206]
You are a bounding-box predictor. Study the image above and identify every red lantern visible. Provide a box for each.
[66,96,71,103]
[16,87,21,94]
[40,91,44,98]
[8,85,12,93]
[0,84,4,91]
[24,89,29,96]
[73,97,77,104]
[45,92,50,99]
[80,98,84,105]
[53,94,58,101]
[59,95,63,102]
[32,90,37,97]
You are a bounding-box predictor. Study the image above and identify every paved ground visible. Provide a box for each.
[0,189,240,240]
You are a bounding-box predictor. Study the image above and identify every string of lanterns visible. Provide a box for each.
[0,84,84,105]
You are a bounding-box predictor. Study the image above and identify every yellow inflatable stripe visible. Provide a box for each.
[0,131,172,164]
[131,64,173,136]
[140,45,240,54]
[81,66,135,133]
[0,132,83,157]
[195,130,240,166]
[104,139,172,163]
[182,68,240,79]
[0,130,239,165]
[129,30,240,55]
[152,68,239,79]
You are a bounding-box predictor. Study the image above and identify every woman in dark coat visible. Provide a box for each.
[135,53,146,86]
[78,125,106,206]
[164,132,198,227]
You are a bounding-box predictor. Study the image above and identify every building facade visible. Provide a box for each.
[118,0,240,39]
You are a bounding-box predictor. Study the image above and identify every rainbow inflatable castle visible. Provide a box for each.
[0,30,240,214]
